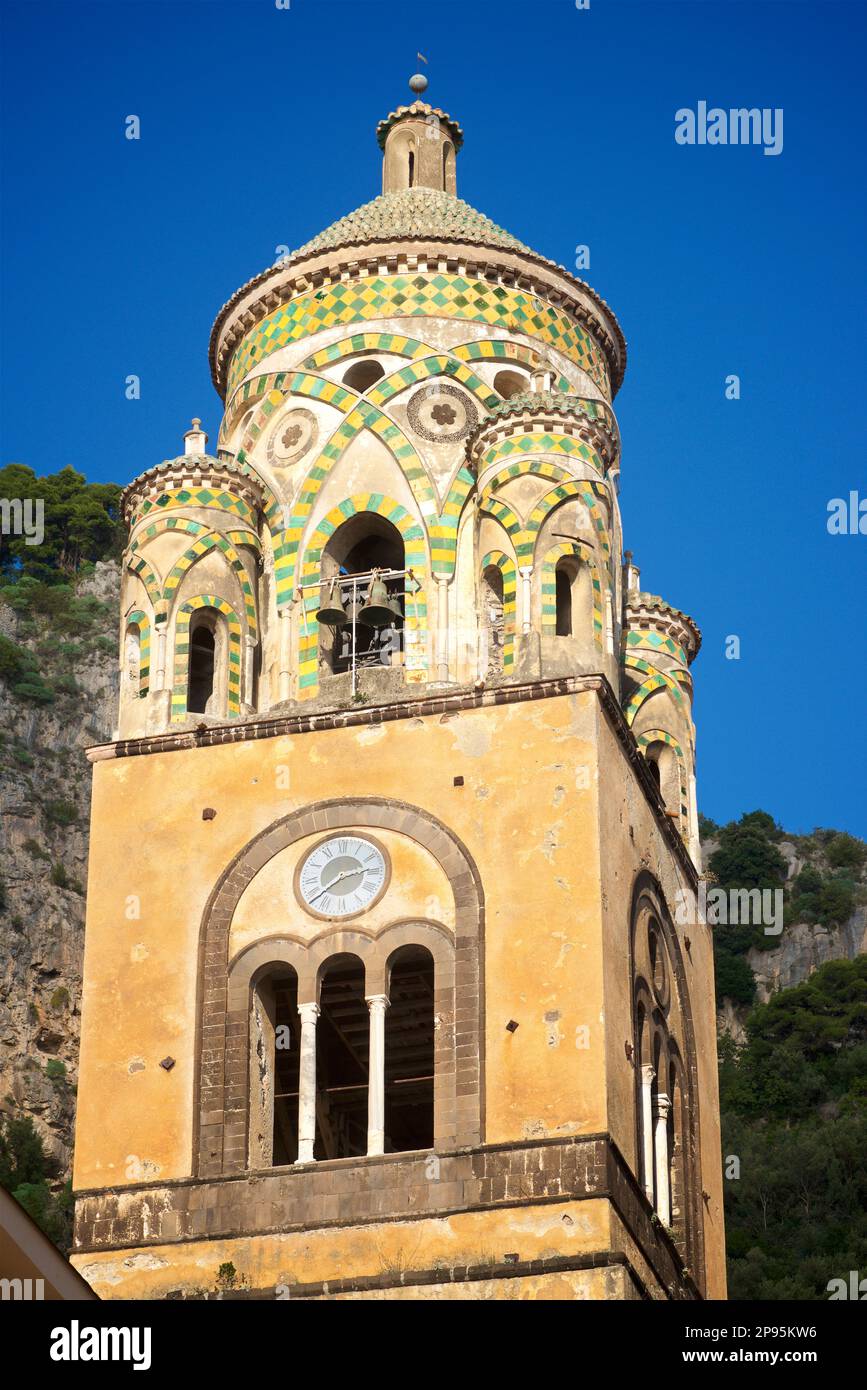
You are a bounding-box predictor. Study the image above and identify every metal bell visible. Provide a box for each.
[346,593,370,628]
[316,579,348,627]
[359,574,393,628]
[387,591,404,624]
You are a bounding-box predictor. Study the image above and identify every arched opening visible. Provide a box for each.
[555,561,573,636]
[385,945,435,1152]
[187,619,216,714]
[249,966,300,1168]
[343,358,386,394]
[481,564,505,677]
[124,622,141,695]
[645,742,680,819]
[315,954,369,1160]
[442,141,455,193]
[408,148,415,187]
[319,513,405,675]
[493,369,528,400]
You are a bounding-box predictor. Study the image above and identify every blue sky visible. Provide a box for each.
[1,0,865,836]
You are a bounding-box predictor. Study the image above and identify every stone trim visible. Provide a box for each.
[271,1252,646,1301]
[85,675,699,890]
[194,799,484,1177]
[73,1135,699,1300]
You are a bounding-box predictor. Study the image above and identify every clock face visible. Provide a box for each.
[296,835,389,919]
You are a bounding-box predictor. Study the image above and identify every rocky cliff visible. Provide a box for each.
[0,561,119,1178]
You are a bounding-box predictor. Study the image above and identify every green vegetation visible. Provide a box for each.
[45,1059,67,1084]
[721,957,867,1299]
[0,1113,73,1251]
[0,464,122,583]
[705,811,866,1004]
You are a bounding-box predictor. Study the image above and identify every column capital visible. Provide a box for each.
[641,1063,656,1084]
[655,1091,672,1119]
[297,1001,320,1023]
[365,993,390,1011]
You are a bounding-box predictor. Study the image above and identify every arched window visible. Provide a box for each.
[315,954,369,1160]
[442,141,455,193]
[187,619,216,714]
[343,358,386,394]
[493,369,528,399]
[249,966,300,1167]
[644,742,680,819]
[318,513,405,676]
[408,149,415,187]
[555,563,573,636]
[631,876,703,1282]
[385,945,435,1152]
[481,563,505,677]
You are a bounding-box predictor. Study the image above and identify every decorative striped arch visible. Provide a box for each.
[171,596,242,723]
[452,338,570,392]
[540,541,603,647]
[366,355,500,411]
[130,514,261,557]
[432,464,475,574]
[479,497,523,546]
[623,654,686,726]
[481,457,571,500]
[525,480,611,566]
[302,332,434,372]
[297,494,429,699]
[475,427,608,480]
[160,533,258,638]
[124,609,150,698]
[636,729,689,826]
[126,553,161,607]
[480,550,517,670]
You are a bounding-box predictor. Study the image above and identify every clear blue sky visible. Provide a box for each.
[1,0,865,836]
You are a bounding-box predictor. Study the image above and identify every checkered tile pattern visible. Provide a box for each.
[226,274,610,397]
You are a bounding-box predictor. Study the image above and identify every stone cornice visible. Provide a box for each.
[376,102,464,151]
[625,592,702,664]
[469,397,620,474]
[208,241,626,402]
[85,674,699,888]
[120,455,265,529]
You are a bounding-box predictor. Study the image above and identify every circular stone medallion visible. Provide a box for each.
[406,382,478,443]
[267,408,318,466]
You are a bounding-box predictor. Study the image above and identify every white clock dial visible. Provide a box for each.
[296,835,388,919]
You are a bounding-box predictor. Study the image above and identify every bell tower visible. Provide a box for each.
[71,80,726,1301]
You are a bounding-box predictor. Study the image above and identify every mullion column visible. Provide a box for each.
[295,1001,320,1164]
[366,993,389,1156]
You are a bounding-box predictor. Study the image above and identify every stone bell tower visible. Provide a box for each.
[71,76,725,1300]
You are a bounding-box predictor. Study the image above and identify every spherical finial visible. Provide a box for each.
[409,72,428,95]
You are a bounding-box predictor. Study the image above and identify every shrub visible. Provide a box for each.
[43,800,78,827]
[826,833,867,871]
[45,1060,66,1083]
[49,987,69,1012]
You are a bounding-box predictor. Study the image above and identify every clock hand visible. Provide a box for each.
[309,867,362,902]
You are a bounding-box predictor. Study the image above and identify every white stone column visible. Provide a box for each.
[435,574,450,683]
[278,604,293,703]
[640,1064,655,1204]
[366,994,389,1156]
[295,1001,320,1164]
[654,1092,672,1225]
[153,624,168,693]
[243,634,257,709]
[518,565,533,635]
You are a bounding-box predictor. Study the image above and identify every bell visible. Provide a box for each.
[359,574,393,628]
[345,593,370,628]
[387,591,404,625]
[316,579,348,627]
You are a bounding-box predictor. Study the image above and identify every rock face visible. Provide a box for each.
[0,563,119,1177]
[747,910,867,1002]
